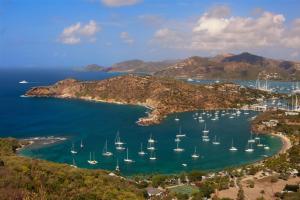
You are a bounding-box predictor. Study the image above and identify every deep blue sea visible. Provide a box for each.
[0,68,287,175]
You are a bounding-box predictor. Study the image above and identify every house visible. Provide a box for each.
[146,187,163,197]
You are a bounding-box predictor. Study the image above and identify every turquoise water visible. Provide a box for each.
[0,69,283,175]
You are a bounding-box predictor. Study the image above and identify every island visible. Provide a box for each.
[25,74,273,126]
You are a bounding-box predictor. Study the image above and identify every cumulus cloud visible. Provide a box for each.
[120,31,134,44]
[101,0,141,7]
[152,6,300,52]
[59,20,100,45]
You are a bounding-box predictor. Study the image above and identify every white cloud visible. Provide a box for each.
[101,0,141,7]
[59,20,100,45]
[120,31,134,44]
[152,6,300,52]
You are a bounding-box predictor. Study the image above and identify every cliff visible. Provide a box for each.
[26,75,271,125]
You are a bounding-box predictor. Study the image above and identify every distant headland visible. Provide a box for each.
[25,74,274,125]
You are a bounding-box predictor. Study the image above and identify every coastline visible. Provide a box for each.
[271,132,292,154]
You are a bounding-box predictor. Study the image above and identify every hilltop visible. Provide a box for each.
[104,52,300,80]
[26,75,272,125]
[0,138,143,199]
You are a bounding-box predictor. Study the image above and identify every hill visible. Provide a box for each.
[106,53,300,80]
[25,75,272,125]
[0,138,144,199]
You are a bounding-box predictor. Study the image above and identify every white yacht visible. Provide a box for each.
[115,159,120,171]
[80,140,84,148]
[147,142,155,151]
[257,139,264,147]
[173,140,184,152]
[174,137,181,142]
[148,134,155,143]
[19,80,28,84]
[229,140,238,151]
[264,145,270,150]
[248,132,255,143]
[212,135,220,145]
[102,140,113,157]
[138,143,146,156]
[124,148,134,163]
[174,116,180,121]
[191,147,199,158]
[245,142,254,152]
[87,152,98,165]
[149,151,157,160]
[176,126,186,137]
[70,143,77,154]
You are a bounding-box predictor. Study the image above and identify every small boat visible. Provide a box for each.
[149,151,157,160]
[148,134,155,143]
[254,133,260,140]
[115,159,120,171]
[174,116,180,121]
[245,142,254,153]
[70,157,77,168]
[115,131,124,145]
[257,139,263,147]
[174,137,181,142]
[147,142,155,151]
[19,80,28,84]
[248,132,255,143]
[182,163,187,167]
[70,143,77,154]
[176,126,186,137]
[102,140,113,157]
[80,140,84,148]
[87,152,98,165]
[202,123,209,134]
[124,148,134,163]
[191,147,199,158]
[229,140,238,151]
[212,135,220,145]
[199,119,205,123]
[138,143,146,156]
[264,145,270,150]
[173,140,184,152]
[202,137,210,142]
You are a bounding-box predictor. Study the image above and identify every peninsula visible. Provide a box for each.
[26,74,272,125]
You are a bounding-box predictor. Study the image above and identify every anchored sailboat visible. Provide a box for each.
[229,139,238,151]
[149,151,157,160]
[173,140,184,152]
[87,152,98,165]
[115,131,125,150]
[191,146,199,158]
[124,148,134,163]
[176,126,186,137]
[138,143,146,156]
[115,159,120,171]
[102,140,113,156]
[80,140,84,148]
[70,143,77,154]
[70,157,77,168]
[245,142,254,152]
[212,135,220,145]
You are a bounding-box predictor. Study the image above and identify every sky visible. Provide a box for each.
[0,0,300,68]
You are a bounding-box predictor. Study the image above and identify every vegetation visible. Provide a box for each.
[0,138,144,200]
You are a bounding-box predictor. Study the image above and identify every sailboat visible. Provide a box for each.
[149,151,157,160]
[176,126,186,137]
[174,137,181,142]
[138,143,146,156]
[115,159,120,171]
[70,157,77,168]
[115,131,125,150]
[80,140,84,148]
[245,142,254,152]
[147,141,155,151]
[70,143,77,154]
[202,124,210,142]
[148,134,155,143]
[254,133,260,140]
[191,146,199,158]
[19,80,28,84]
[102,140,113,156]
[173,140,184,152]
[212,135,220,145]
[257,138,263,147]
[124,148,134,163]
[248,132,255,143]
[87,152,98,165]
[264,145,270,150]
[229,140,238,151]
[174,116,180,121]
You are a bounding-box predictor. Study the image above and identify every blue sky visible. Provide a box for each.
[0,0,300,68]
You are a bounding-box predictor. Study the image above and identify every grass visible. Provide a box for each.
[169,184,199,195]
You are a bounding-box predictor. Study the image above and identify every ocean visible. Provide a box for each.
[0,68,285,175]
